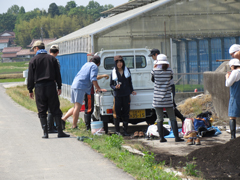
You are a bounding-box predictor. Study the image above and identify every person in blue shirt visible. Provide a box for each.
[71,56,107,129]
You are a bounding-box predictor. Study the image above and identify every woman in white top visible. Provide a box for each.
[225,58,240,139]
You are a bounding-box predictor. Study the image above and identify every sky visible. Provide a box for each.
[0,0,128,14]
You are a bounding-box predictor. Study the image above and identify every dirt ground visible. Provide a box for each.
[146,136,240,179]
[122,125,240,180]
[121,94,240,180]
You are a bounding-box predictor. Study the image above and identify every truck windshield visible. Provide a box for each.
[104,56,146,70]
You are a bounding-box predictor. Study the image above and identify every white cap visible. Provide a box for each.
[229,58,240,68]
[50,44,59,50]
[155,54,169,65]
[229,44,240,54]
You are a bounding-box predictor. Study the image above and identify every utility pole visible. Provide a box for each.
[40,27,43,41]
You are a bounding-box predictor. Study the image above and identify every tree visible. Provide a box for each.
[65,1,77,12]
[31,26,40,39]
[42,10,47,16]
[86,0,100,10]
[58,6,66,15]
[7,5,20,14]
[19,7,25,14]
[0,13,16,32]
[19,10,41,22]
[48,3,59,17]
[103,4,114,11]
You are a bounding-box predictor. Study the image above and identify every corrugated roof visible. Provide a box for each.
[16,49,35,56]
[101,0,159,15]
[2,53,17,58]
[48,0,172,45]
[2,47,22,53]
[28,38,57,47]
[0,31,15,37]
[0,39,9,43]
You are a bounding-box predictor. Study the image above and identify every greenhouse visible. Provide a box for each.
[46,0,240,98]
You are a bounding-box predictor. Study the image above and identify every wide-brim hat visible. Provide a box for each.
[229,44,240,54]
[155,54,169,65]
[229,58,240,67]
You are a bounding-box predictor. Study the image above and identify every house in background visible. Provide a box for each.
[16,49,35,60]
[0,39,10,50]
[0,31,16,51]
[27,38,57,49]
[2,47,22,62]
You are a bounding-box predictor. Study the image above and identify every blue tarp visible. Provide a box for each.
[164,126,222,138]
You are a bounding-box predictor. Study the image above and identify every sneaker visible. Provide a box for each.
[194,137,201,145]
[184,131,197,139]
[187,137,194,145]
[133,131,139,138]
[138,131,144,138]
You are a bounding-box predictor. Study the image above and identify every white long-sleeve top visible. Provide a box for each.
[225,69,240,87]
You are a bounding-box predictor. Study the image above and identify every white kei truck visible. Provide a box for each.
[92,48,162,133]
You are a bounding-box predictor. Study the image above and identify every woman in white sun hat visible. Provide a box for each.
[151,54,184,143]
[229,44,240,59]
[225,58,240,140]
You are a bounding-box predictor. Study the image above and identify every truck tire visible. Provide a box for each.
[146,113,156,125]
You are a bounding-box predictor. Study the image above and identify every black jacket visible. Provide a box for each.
[110,60,134,97]
[27,53,62,93]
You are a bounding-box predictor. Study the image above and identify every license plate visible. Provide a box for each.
[129,110,146,119]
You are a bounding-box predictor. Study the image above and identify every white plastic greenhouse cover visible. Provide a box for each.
[46,0,172,53]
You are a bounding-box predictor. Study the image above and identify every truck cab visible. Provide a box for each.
[93,48,157,132]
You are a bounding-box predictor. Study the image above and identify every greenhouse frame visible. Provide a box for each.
[46,0,240,98]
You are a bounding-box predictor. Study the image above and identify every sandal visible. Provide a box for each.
[138,131,144,138]
[133,131,139,138]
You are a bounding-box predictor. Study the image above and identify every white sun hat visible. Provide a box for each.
[229,58,240,68]
[229,44,240,54]
[155,54,169,65]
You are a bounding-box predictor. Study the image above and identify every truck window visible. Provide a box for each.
[104,56,146,70]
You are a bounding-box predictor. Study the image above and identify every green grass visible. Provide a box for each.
[0,61,28,74]
[0,68,28,74]
[6,85,73,114]
[182,157,201,177]
[71,121,180,180]
[0,61,29,67]
[175,84,204,92]
[0,78,25,83]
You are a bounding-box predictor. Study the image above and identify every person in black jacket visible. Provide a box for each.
[27,40,70,139]
[110,55,137,136]
[47,45,60,133]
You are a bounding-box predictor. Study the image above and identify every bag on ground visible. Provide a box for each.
[146,124,170,137]
[182,118,194,135]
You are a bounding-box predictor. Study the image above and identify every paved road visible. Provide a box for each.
[0,84,134,180]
